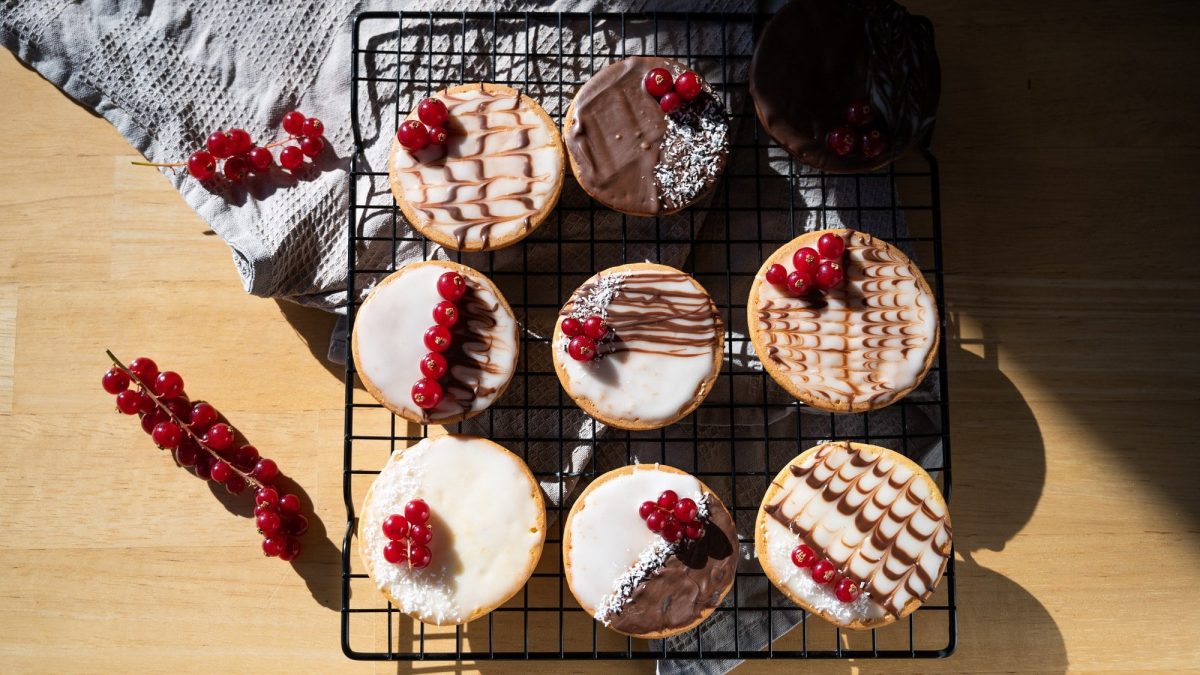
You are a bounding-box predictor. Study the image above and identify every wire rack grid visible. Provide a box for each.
[342,10,955,662]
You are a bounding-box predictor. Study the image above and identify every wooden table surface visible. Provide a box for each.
[2,2,1198,672]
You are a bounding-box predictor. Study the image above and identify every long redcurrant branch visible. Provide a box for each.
[130,135,300,169]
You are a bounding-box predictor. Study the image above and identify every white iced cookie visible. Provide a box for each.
[755,442,952,629]
[563,464,738,639]
[358,435,546,625]
[747,229,939,413]
[352,260,519,426]
[551,263,724,430]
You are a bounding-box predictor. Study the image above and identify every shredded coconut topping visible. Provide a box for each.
[654,95,729,210]
[569,270,630,321]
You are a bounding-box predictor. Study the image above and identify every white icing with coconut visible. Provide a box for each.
[361,435,544,625]
[353,262,518,422]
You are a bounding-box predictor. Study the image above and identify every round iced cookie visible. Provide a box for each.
[749,0,940,173]
[551,263,724,430]
[358,435,546,625]
[563,464,738,638]
[564,56,730,216]
[747,229,939,413]
[389,83,565,251]
[755,441,952,629]
[352,260,519,425]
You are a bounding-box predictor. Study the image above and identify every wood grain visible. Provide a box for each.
[2,1,1199,672]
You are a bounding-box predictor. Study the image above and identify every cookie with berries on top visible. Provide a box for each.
[755,441,952,629]
[389,83,565,252]
[563,56,730,216]
[551,262,724,431]
[351,260,519,425]
[747,229,938,413]
[749,0,940,172]
[563,463,738,639]
[359,435,546,625]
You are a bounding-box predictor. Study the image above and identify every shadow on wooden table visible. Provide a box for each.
[275,298,350,385]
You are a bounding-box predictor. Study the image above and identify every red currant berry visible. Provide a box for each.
[408,543,432,569]
[817,233,845,259]
[645,510,667,532]
[432,300,458,327]
[301,117,324,138]
[299,136,324,158]
[786,270,814,296]
[193,453,213,480]
[835,577,861,602]
[206,131,233,158]
[209,460,233,483]
[811,559,836,585]
[423,325,452,353]
[128,357,158,384]
[583,315,608,340]
[417,98,449,127]
[279,146,304,171]
[174,438,200,467]
[247,146,273,171]
[227,475,249,496]
[436,271,467,301]
[764,263,787,286]
[279,493,301,516]
[659,91,682,114]
[102,367,130,394]
[791,544,816,568]
[405,499,431,524]
[673,498,698,523]
[826,127,857,156]
[279,538,302,562]
[152,421,182,449]
[792,247,820,274]
[860,129,888,159]
[223,155,248,182]
[410,375,443,406]
[674,71,702,101]
[397,119,429,151]
[140,409,167,435]
[257,510,282,536]
[382,514,409,540]
[845,100,875,128]
[567,336,597,362]
[427,126,448,146]
[227,128,253,155]
[383,540,407,564]
[657,490,679,509]
[285,514,309,537]
[684,521,706,540]
[115,390,142,415]
[644,67,673,97]
[639,501,658,520]
[253,458,280,484]
[189,402,218,432]
[282,111,306,136]
[135,389,155,414]
[233,444,260,472]
[262,536,288,557]
[661,517,683,543]
[187,151,217,180]
[561,317,583,337]
[815,260,845,290]
[204,423,235,452]
[162,396,191,422]
[153,371,184,398]
[419,352,448,380]
[408,522,433,545]
[255,487,280,509]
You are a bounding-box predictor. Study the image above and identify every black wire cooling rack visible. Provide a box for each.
[343,10,955,662]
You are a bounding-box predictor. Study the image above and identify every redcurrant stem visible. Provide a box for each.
[105,349,264,490]
[129,136,301,168]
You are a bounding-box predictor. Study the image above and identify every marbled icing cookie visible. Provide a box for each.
[389,83,565,251]
[747,229,939,413]
[755,441,952,629]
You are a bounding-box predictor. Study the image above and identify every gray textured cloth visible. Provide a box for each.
[1,3,938,673]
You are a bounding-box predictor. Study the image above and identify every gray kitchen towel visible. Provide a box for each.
[1,3,939,674]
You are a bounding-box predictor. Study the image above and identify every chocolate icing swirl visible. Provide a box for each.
[764,442,951,618]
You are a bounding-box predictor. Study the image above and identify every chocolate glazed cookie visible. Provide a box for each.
[564,56,730,216]
[750,0,940,172]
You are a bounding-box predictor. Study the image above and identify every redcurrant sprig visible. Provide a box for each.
[103,350,306,561]
[764,232,847,298]
[643,66,704,115]
[638,490,706,544]
[562,313,611,362]
[397,97,451,153]
[411,271,467,410]
[381,499,434,569]
[826,100,889,160]
[790,543,863,603]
